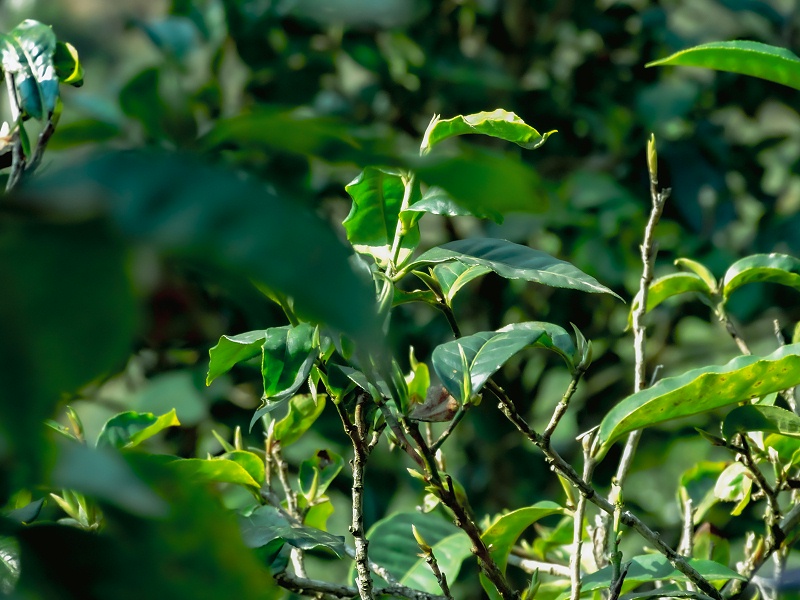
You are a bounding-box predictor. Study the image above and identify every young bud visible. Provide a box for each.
[647,133,658,180]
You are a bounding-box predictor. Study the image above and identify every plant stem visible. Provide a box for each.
[543,367,585,445]
[4,71,25,192]
[507,554,571,578]
[570,433,597,600]
[275,571,446,600]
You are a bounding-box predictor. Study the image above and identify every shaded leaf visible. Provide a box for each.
[240,505,345,557]
[272,394,327,448]
[432,322,576,403]
[480,502,564,600]
[647,41,800,92]
[21,150,381,345]
[405,238,620,298]
[299,449,343,501]
[421,109,556,154]
[723,405,800,439]
[722,253,800,299]
[432,262,493,304]
[594,344,800,460]
[6,498,45,524]
[365,510,471,593]
[96,409,180,449]
[343,166,420,267]
[206,330,265,385]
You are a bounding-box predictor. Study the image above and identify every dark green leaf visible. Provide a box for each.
[20,150,381,346]
[722,253,800,299]
[272,394,327,447]
[405,238,620,298]
[52,41,83,86]
[480,502,564,600]
[6,498,44,524]
[432,262,492,304]
[421,109,556,154]
[565,554,744,598]
[365,510,471,593]
[647,41,800,91]
[432,322,576,403]
[595,344,800,460]
[723,404,800,439]
[96,409,180,449]
[240,505,345,557]
[343,167,420,267]
[206,330,266,385]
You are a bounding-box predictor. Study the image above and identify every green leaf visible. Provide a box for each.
[421,109,556,154]
[52,41,83,86]
[206,330,266,385]
[432,262,493,304]
[594,344,800,460]
[680,462,727,522]
[365,510,472,593]
[675,258,718,294]
[714,462,752,515]
[96,409,181,449]
[343,166,420,267]
[0,536,19,592]
[221,450,266,487]
[722,253,800,300]
[480,502,564,600]
[250,323,318,429]
[404,186,476,219]
[0,20,58,119]
[299,449,344,501]
[21,150,381,345]
[562,554,744,598]
[272,394,327,447]
[723,405,800,439]
[693,523,730,567]
[240,505,345,557]
[647,40,800,92]
[629,273,713,326]
[163,456,261,489]
[405,238,621,299]
[432,322,576,404]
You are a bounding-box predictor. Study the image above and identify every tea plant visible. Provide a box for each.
[2,17,800,600]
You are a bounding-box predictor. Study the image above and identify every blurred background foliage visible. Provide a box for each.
[2,0,800,596]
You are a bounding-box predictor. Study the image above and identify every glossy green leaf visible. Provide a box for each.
[404,186,476,219]
[594,344,800,460]
[432,262,493,304]
[240,505,345,557]
[675,258,718,293]
[21,150,381,345]
[164,456,261,489]
[365,510,471,593]
[421,109,556,154]
[432,322,575,403]
[0,20,58,119]
[764,433,800,469]
[206,330,266,385]
[722,253,800,299]
[723,405,800,439]
[249,323,318,428]
[299,449,343,501]
[221,451,266,487]
[0,536,19,593]
[714,462,752,516]
[52,41,83,86]
[405,238,620,298]
[629,273,712,326]
[562,554,744,598]
[480,502,564,600]
[96,409,180,450]
[272,394,327,447]
[647,40,800,92]
[343,166,420,267]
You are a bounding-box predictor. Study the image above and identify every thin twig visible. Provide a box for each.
[4,71,25,192]
[719,311,751,355]
[275,571,446,600]
[570,432,597,600]
[543,367,585,445]
[269,443,307,578]
[739,436,783,549]
[507,554,572,577]
[431,404,470,453]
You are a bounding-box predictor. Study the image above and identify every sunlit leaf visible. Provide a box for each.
[714,462,752,515]
[647,41,800,91]
[52,41,83,86]
[722,253,800,299]
[343,166,420,267]
[432,262,493,304]
[629,273,712,327]
[404,186,476,219]
[365,510,471,593]
[723,405,800,439]
[480,502,564,600]
[162,456,261,489]
[675,258,718,294]
[272,394,327,447]
[220,451,266,487]
[206,330,266,385]
[594,344,800,460]
[405,238,620,298]
[0,536,19,593]
[432,322,576,403]
[421,109,556,154]
[0,20,58,119]
[96,409,180,449]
